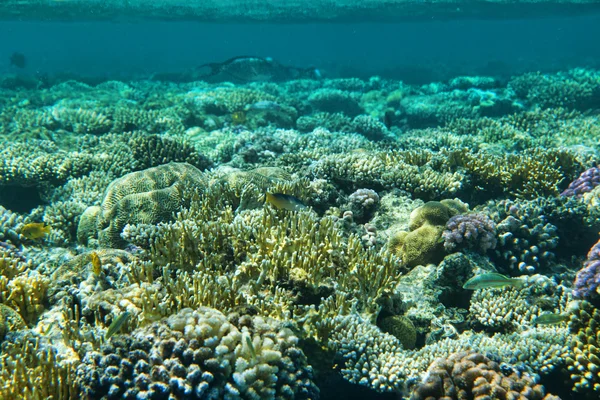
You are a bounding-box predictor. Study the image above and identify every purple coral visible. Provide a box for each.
[573,239,600,300]
[442,213,497,253]
[561,166,600,198]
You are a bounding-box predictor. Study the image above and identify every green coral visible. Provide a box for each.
[388,200,467,267]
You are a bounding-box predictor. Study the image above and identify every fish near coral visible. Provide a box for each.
[231,110,246,125]
[265,192,307,211]
[533,313,569,325]
[9,52,26,68]
[90,251,102,276]
[463,272,524,290]
[105,311,131,339]
[19,222,51,240]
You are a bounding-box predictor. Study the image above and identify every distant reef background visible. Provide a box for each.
[1,0,600,22]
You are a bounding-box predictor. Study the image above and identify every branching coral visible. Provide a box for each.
[0,336,78,399]
[566,300,600,397]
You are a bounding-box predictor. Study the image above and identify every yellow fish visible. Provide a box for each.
[265,193,307,211]
[231,110,246,124]
[19,223,51,240]
[90,252,102,276]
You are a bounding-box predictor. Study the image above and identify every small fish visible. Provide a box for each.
[245,334,257,360]
[462,273,524,290]
[10,52,26,68]
[90,252,102,276]
[19,222,51,240]
[105,311,131,339]
[198,56,277,82]
[265,193,307,211]
[244,101,281,112]
[533,313,570,325]
[231,110,246,124]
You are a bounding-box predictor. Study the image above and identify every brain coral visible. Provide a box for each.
[388,200,467,267]
[78,162,208,248]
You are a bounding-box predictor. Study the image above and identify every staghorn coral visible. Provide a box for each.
[308,89,363,116]
[1,271,49,324]
[49,106,113,135]
[509,69,600,110]
[351,114,390,141]
[76,306,319,399]
[446,147,588,200]
[296,112,353,133]
[409,351,559,400]
[126,133,213,171]
[0,139,95,188]
[315,310,568,394]
[40,200,88,245]
[0,335,78,399]
[0,205,26,244]
[311,149,466,200]
[565,300,600,397]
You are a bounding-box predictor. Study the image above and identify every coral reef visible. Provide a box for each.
[1,68,599,398]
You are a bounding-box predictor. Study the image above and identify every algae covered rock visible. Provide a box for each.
[77,162,207,248]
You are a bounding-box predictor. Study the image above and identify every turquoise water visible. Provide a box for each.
[1,3,600,400]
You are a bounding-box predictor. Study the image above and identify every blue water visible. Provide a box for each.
[2,13,600,82]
